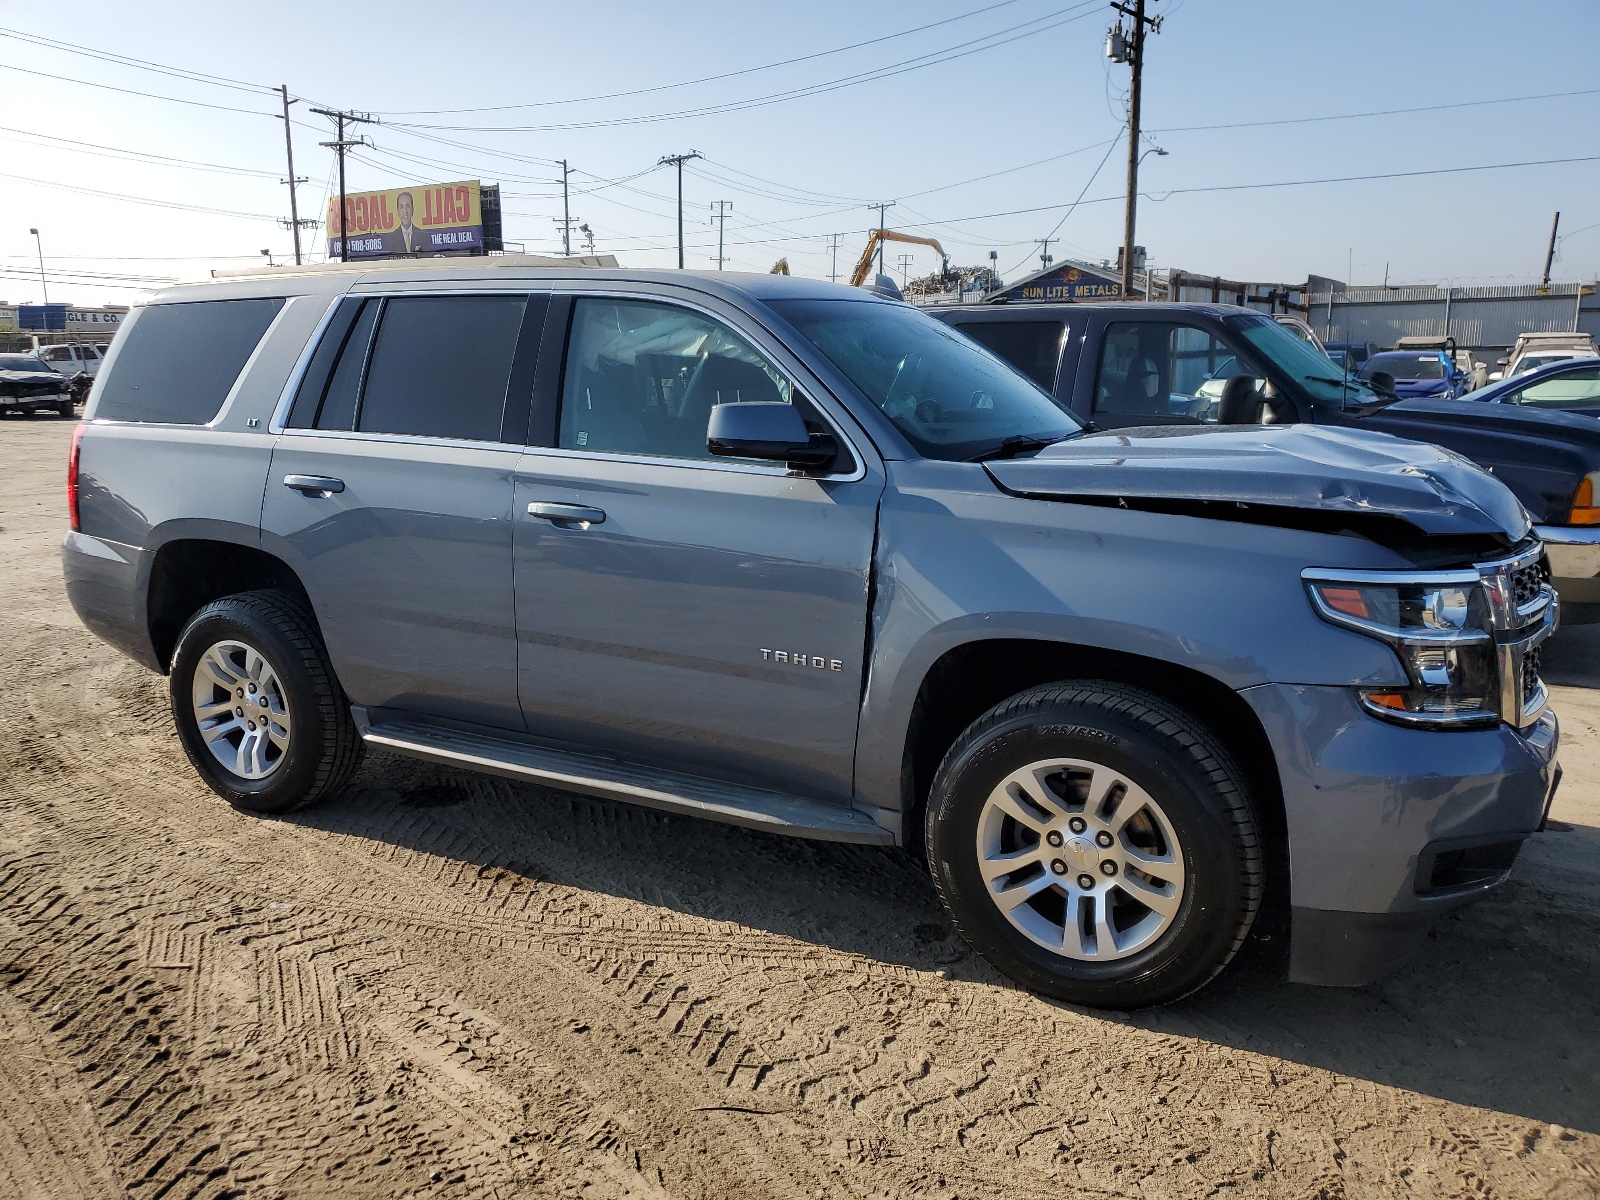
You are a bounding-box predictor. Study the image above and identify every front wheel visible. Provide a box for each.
[169,590,363,814]
[924,681,1262,1008]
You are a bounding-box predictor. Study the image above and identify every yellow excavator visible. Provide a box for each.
[769,258,790,274]
[849,230,947,288]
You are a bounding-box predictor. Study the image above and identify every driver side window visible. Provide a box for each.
[559,298,796,461]
[1092,321,1259,424]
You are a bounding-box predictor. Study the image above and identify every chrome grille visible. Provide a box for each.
[1523,646,1543,704]
[1476,545,1555,729]
[1510,559,1548,609]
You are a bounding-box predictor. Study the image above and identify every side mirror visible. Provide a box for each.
[1367,370,1397,397]
[1496,357,1509,367]
[707,402,836,470]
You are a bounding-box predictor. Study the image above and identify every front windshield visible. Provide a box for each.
[1362,353,1444,381]
[770,298,1082,460]
[0,355,49,372]
[1515,353,1579,376]
[1231,315,1374,405]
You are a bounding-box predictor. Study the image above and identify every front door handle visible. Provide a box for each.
[283,474,345,496]
[527,501,606,528]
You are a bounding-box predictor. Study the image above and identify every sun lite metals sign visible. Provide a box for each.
[1015,265,1125,302]
[326,181,483,259]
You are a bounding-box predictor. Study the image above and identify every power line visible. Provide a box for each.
[0,170,281,220]
[373,0,1031,115]
[1001,133,1122,275]
[0,25,277,95]
[0,123,279,177]
[0,60,277,117]
[388,2,1101,132]
[1141,154,1600,201]
[1151,86,1600,134]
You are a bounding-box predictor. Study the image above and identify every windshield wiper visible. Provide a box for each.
[968,433,1075,462]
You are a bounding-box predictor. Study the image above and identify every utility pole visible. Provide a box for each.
[1109,0,1160,300]
[658,151,702,268]
[1036,238,1055,270]
[312,106,375,263]
[28,228,47,304]
[1541,211,1561,288]
[828,233,842,283]
[277,86,310,265]
[709,200,733,270]
[897,252,914,285]
[870,203,894,278]
[560,160,573,255]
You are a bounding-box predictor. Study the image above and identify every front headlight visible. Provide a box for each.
[1304,572,1498,727]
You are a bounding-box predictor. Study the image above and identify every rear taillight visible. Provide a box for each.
[67,423,84,532]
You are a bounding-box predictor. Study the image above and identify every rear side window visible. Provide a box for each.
[357,296,526,441]
[95,298,283,424]
[958,321,1064,390]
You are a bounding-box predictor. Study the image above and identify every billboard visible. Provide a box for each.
[327,180,483,260]
[19,304,68,331]
[1012,264,1124,303]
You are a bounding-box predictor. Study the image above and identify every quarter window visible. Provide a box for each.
[559,298,794,461]
[95,298,284,425]
[1093,321,1254,423]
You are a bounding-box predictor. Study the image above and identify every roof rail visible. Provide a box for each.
[210,252,618,280]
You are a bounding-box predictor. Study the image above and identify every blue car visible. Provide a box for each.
[1462,356,1600,413]
[1358,349,1468,398]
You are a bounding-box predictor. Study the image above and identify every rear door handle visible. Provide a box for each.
[527,502,606,527]
[283,474,345,496]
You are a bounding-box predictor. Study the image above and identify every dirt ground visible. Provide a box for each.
[0,415,1596,1200]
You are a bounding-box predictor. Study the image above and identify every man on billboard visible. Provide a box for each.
[394,191,427,255]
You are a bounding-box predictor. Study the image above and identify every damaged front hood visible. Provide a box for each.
[0,369,66,387]
[986,423,1530,541]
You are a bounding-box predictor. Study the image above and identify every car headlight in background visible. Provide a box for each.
[1566,472,1600,525]
[1304,571,1498,727]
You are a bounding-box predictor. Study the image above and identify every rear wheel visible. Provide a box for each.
[169,590,363,814]
[925,681,1261,1008]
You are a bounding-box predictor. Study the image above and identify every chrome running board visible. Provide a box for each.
[352,707,894,845]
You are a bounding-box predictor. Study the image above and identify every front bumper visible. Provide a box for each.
[0,391,70,409]
[1534,523,1600,614]
[1242,682,1559,986]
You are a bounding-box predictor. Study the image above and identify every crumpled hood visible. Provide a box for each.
[985,423,1531,540]
[0,369,66,386]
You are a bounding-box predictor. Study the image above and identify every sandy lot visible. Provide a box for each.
[0,415,1596,1200]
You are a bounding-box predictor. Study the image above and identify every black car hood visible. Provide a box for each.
[986,423,1530,541]
[0,369,66,385]
[1384,395,1600,440]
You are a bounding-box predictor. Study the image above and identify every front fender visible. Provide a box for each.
[853,462,1415,813]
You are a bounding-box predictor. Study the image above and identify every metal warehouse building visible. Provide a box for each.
[1309,282,1599,355]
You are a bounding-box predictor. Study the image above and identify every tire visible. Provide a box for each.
[56,400,74,417]
[168,590,363,814]
[924,681,1261,1008]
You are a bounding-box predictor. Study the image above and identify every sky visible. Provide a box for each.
[2,0,1599,309]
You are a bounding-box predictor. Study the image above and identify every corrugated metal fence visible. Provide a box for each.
[1308,283,1599,352]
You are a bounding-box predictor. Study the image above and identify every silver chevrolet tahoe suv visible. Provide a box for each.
[62,262,1561,1008]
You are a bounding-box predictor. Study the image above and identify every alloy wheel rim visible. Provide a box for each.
[974,757,1186,962]
[191,640,291,781]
